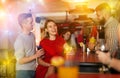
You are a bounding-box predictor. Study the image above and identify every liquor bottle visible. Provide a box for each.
[83,36,87,52]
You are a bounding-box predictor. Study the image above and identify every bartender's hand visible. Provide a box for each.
[96,51,111,65]
[35,49,44,58]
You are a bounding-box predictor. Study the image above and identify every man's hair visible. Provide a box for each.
[115,1,120,22]
[95,3,111,14]
[18,13,32,26]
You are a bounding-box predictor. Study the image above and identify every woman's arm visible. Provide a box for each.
[37,58,51,67]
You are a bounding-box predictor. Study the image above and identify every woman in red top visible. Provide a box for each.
[35,19,65,78]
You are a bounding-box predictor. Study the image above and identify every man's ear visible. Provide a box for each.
[102,10,107,18]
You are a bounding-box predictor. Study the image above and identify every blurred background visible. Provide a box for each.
[0,0,119,78]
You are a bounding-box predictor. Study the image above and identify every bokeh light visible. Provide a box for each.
[0,9,7,20]
[1,0,6,4]
[64,43,73,54]
[74,0,87,2]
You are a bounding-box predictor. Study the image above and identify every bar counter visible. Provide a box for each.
[75,49,99,62]
[47,49,120,78]
[75,49,119,73]
[75,49,103,73]
[47,74,120,78]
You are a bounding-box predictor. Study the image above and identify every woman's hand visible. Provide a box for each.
[45,65,55,78]
[35,49,44,58]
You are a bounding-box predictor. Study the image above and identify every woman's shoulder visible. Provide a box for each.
[41,38,49,42]
[56,35,65,43]
[40,38,49,45]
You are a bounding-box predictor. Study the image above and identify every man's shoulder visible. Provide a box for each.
[14,33,24,44]
[16,33,23,40]
[105,17,119,27]
[30,32,35,37]
[111,17,118,23]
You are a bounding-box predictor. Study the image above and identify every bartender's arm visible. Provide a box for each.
[96,51,120,71]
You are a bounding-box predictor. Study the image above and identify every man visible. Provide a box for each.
[14,13,44,78]
[95,3,119,55]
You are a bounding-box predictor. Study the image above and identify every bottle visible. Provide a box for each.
[98,25,106,52]
[83,36,87,52]
[98,25,105,39]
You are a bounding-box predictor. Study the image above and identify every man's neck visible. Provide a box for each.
[22,30,31,35]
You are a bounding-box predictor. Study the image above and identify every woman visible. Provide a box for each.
[62,30,77,49]
[62,30,71,44]
[35,19,65,78]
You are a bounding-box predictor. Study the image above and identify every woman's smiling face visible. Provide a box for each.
[46,21,58,36]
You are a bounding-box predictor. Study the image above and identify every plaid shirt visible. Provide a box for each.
[104,17,119,53]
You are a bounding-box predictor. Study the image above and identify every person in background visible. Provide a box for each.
[89,25,98,39]
[14,13,44,78]
[35,19,65,78]
[77,28,84,48]
[88,25,98,51]
[62,30,76,49]
[62,30,71,43]
[95,3,119,56]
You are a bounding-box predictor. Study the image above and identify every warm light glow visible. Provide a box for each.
[36,12,67,17]
[39,0,44,5]
[26,0,32,2]
[74,0,87,2]
[0,10,7,20]
[101,45,105,51]
[51,56,65,67]
[3,60,10,65]
[62,0,87,2]
[64,43,73,54]
[1,0,6,3]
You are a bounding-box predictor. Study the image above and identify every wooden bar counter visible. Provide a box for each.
[47,73,120,78]
[75,49,102,73]
[47,49,120,78]
[75,49,99,63]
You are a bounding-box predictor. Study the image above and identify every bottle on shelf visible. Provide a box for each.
[83,36,87,53]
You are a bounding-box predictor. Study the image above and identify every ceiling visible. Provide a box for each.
[0,0,119,49]
[0,0,118,23]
